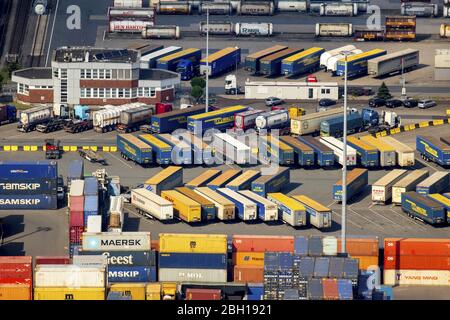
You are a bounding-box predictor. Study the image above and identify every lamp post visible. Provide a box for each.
[205,7,209,112]
[341,50,350,254]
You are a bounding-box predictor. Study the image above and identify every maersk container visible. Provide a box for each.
[117,134,153,165]
[416,135,450,167]
[187,105,249,134]
[138,134,172,165]
[150,105,205,133]
[157,133,192,165]
[161,190,201,223]
[159,252,227,269]
[79,250,156,267]
[279,136,315,166]
[251,167,290,197]
[175,187,216,221]
[401,192,446,225]
[131,188,174,220]
[108,266,157,283]
[67,160,83,183]
[34,265,106,287]
[320,112,363,138]
[281,47,325,77]
[267,193,307,226]
[347,136,379,167]
[0,161,57,180]
[82,232,152,252]
[416,171,449,195]
[225,170,261,191]
[359,135,397,167]
[297,136,334,167]
[159,268,227,283]
[144,166,183,195]
[217,188,258,220]
[0,179,57,195]
[333,168,368,202]
[0,194,58,210]
[336,49,387,77]
[291,195,332,229]
[239,190,278,221]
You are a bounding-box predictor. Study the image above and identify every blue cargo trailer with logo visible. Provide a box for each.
[107,266,157,282]
[0,194,58,210]
[416,171,449,195]
[401,191,446,225]
[335,49,387,78]
[200,47,241,77]
[159,252,227,269]
[138,134,173,165]
[281,47,325,77]
[251,167,290,197]
[297,136,335,167]
[0,179,57,195]
[0,161,58,180]
[117,134,153,165]
[347,136,379,167]
[428,194,450,223]
[320,112,363,138]
[416,135,450,167]
[333,168,368,202]
[279,136,315,166]
[188,105,249,134]
[157,133,192,165]
[259,135,294,166]
[150,106,205,133]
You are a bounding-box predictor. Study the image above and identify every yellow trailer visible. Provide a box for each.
[161,190,202,223]
[33,287,105,300]
[159,233,227,254]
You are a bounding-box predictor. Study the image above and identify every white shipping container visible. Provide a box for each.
[159,268,228,283]
[435,49,450,68]
[384,269,450,286]
[371,169,408,204]
[69,180,85,197]
[290,107,344,135]
[82,232,152,251]
[239,190,278,221]
[319,3,358,16]
[87,215,102,233]
[392,170,429,205]
[114,0,143,7]
[34,265,106,288]
[109,196,124,214]
[320,136,357,166]
[194,187,236,220]
[320,45,356,69]
[315,23,353,37]
[19,105,53,125]
[217,188,257,220]
[110,20,154,33]
[131,188,174,220]
[327,49,363,72]
[322,236,338,256]
[235,23,273,36]
[72,255,108,268]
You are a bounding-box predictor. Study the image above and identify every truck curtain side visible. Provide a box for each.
[117,134,153,165]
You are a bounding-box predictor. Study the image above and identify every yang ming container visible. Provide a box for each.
[251,167,290,197]
[239,190,278,221]
[267,193,306,226]
[144,166,183,195]
[131,188,174,220]
[291,195,332,229]
[371,169,408,204]
[194,187,235,220]
[216,188,258,220]
[333,168,368,202]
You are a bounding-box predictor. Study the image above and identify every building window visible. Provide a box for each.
[118,88,124,98]
[80,69,85,79]
[92,69,98,79]
[138,87,143,97]
[18,83,29,95]
[53,68,59,78]
[124,88,131,98]
[105,69,112,79]
[99,69,105,79]
[321,88,331,94]
[150,88,156,97]
[124,69,131,79]
[112,69,117,79]
[85,69,92,79]
[80,88,86,98]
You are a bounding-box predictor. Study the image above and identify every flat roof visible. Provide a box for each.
[139,69,179,80]
[54,47,139,63]
[283,47,324,63]
[13,68,52,79]
[245,81,339,87]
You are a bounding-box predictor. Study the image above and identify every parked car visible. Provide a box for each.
[265,97,285,107]
[418,99,436,109]
[319,98,336,107]
[402,98,418,108]
[386,99,403,108]
[369,98,386,108]
[348,87,374,97]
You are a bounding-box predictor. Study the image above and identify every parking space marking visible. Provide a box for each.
[388,208,429,231]
[107,152,133,169]
[331,210,363,229]
[415,158,438,172]
[369,209,409,230]
[347,207,386,233]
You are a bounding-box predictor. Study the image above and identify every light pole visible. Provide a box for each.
[341,50,350,254]
[400,58,406,98]
[205,7,209,112]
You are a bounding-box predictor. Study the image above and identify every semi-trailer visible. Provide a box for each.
[266,193,307,227]
[245,45,288,74]
[401,192,446,225]
[347,136,379,167]
[194,187,236,220]
[335,49,387,78]
[185,169,222,189]
[392,170,430,205]
[216,188,258,220]
[116,106,154,133]
[157,48,202,80]
[178,131,214,165]
[401,3,438,17]
[239,190,278,221]
[290,107,344,136]
[255,109,290,134]
[17,105,53,132]
[144,166,183,195]
[138,134,173,165]
[213,133,251,165]
[279,136,315,166]
[0,105,17,125]
[326,48,363,73]
[150,105,205,133]
[380,136,415,167]
[140,46,182,69]
[291,195,332,229]
[298,136,335,167]
[259,135,295,165]
[187,105,249,134]
[207,169,242,190]
[225,170,261,191]
[259,48,304,77]
[416,135,450,167]
[200,47,241,77]
[427,194,450,223]
[281,47,325,77]
[319,3,358,16]
[360,135,397,167]
[251,167,290,197]
[368,49,419,78]
[161,190,202,223]
[320,112,363,138]
[319,136,357,166]
[93,103,145,133]
[117,134,153,166]
[234,109,265,130]
[157,133,192,165]
[371,169,408,205]
[333,168,368,202]
[131,188,174,220]
[320,45,356,69]
[175,187,216,221]
[416,171,449,195]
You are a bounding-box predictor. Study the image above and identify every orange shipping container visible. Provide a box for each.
[337,237,379,257]
[351,255,379,270]
[0,284,32,300]
[151,240,159,252]
[322,278,339,300]
[233,265,264,283]
[232,235,294,252]
[232,252,264,266]
[384,238,450,257]
[384,255,450,271]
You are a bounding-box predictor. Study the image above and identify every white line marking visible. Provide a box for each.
[332,210,363,229]
[45,0,59,67]
[369,209,407,230]
[388,208,428,231]
[108,152,133,169]
[415,158,438,172]
[348,207,385,232]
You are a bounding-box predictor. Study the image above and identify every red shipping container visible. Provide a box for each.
[70,211,84,227]
[384,238,450,257]
[35,256,71,265]
[232,235,294,252]
[337,237,379,257]
[69,195,84,212]
[322,278,339,300]
[0,257,32,281]
[0,278,32,285]
[185,289,221,300]
[156,103,172,114]
[70,226,84,244]
[233,265,264,283]
[384,255,450,271]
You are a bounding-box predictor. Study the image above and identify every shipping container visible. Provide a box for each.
[290,107,344,136]
[384,269,449,286]
[198,1,233,15]
[34,265,106,287]
[199,21,234,36]
[234,265,264,283]
[138,134,173,165]
[35,256,70,265]
[67,160,83,184]
[337,236,379,257]
[108,266,156,282]
[354,28,385,41]
[232,235,294,252]
[337,279,353,300]
[319,136,357,166]
[159,252,227,269]
[319,3,358,16]
[416,171,449,195]
[333,168,369,202]
[233,252,265,266]
[146,283,161,300]
[109,283,146,300]
[0,178,57,196]
[0,104,17,125]
[347,136,379,167]
[185,288,221,300]
[259,48,304,76]
[79,250,156,267]
[194,187,236,220]
[297,136,335,167]
[156,1,192,14]
[315,23,353,37]
[188,105,249,134]
[0,284,31,300]
[368,49,419,78]
[161,190,201,223]
[141,25,180,40]
[235,22,274,36]
[150,105,205,133]
[107,291,132,300]
[371,169,408,204]
[401,3,438,17]
[0,161,57,180]
[82,232,151,251]
[140,46,182,69]
[159,233,227,254]
[416,135,450,167]
[291,195,332,229]
[216,188,258,220]
[34,287,105,300]
[159,268,227,283]
[322,278,339,300]
[294,236,309,256]
[308,237,324,257]
[279,136,315,166]
[207,169,242,190]
[175,187,216,221]
[0,194,58,210]
[360,135,397,167]
[0,257,32,285]
[281,47,325,77]
[200,47,241,77]
[131,188,174,220]
[258,135,295,165]
[226,170,261,191]
[185,169,222,189]
[117,134,153,165]
[267,193,306,226]
[251,167,290,197]
[245,45,288,74]
[392,170,429,205]
[308,278,323,300]
[239,190,278,221]
[157,133,192,165]
[156,48,201,76]
[335,49,387,77]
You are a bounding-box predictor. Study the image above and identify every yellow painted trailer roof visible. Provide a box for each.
[201,47,239,63]
[373,169,407,187]
[282,47,324,63]
[195,187,235,206]
[246,45,288,59]
[145,166,182,185]
[380,136,414,153]
[120,134,152,149]
[339,49,386,63]
[186,169,221,187]
[158,48,200,62]
[267,193,306,211]
[139,134,171,149]
[189,105,247,120]
[347,136,377,152]
[226,170,260,187]
[161,190,200,207]
[360,135,395,152]
[261,135,293,152]
[175,187,214,206]
[428,194,450,207]
[208,169,242,186]
[158,133,191,149]
[291,195,331,212]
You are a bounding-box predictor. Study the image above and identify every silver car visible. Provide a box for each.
[418,99,436,109]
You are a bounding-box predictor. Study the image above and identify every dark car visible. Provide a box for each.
[403,98,418,108]
[369,98,386,108]
[319,98,336,107]
[386,99,403,108]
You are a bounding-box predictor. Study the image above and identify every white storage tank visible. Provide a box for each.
[319,3,358,16]
[235,23,273,36]
[156,1,193,14]
[142,25,181,39]
[401,3,438,17]
[199,21,234,35]
[198,1,233,15]
[276,0,307,12]
[315,23,353,37]
[237,1,275,15]
[19,105,53,126]
[114,0,143,7]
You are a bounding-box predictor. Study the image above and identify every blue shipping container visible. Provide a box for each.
[251,167,290,197]
[108,266,157,283]
[0,179,57,195]
[294,236,308,256]
[159,252,227,269]
[117,134,153,165]
[202,47,241,77]
[416,173,449,195]
[68,160,84,181]
[416,135,450,166]
[336,49,387,77]
[0,194,58,210]
[83,177,98,196]
[313,257,330,278]
[281,47,325,77]
[264,252,280,271]
[79,250,156,266]
[320,112,363,137]
[150,106,205,133]
[0,161,58,180]
[247,283,264,301]
[337,279,353,300]
[279,252,294,269]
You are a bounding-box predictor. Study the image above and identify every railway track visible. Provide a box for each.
[30,13,49,67]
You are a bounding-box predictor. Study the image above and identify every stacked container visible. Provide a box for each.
[83,177,99,226]
[338,236,379,271]
[384,238,450,286]
[263,252,294,300]
[0,257,32,300]
[69,179,85,256]
[159,233,228,283]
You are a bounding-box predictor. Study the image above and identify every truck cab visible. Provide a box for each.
[176,59,198,81]
[74,105,90,120]
[224,74,243,95]
[361,108,380,128]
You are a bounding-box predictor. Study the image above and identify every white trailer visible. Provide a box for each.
[380,135,415,167]
[194,187,236,220]
[93,103,145,132]
[213,133,251,165]
[131,188,174,220]
[239,190,278,221]
[320,45,357,69]
[319,136,357,166]
[326,49,363,72]
[368,49,419,78]
[217,188,258,221]
[290,107,344,135]
[371,169,408,204]
[140,46,182,69]
[315,23,353,37]
[392,170,429,205]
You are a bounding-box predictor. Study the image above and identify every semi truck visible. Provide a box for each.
[200,47,241,77]
[156,48,202,80]
[245,45,288,74]
[335,49,387,78]
[291,195,332,229]
[157,133,193,165]
[255,109,290,134]
[93,103,145,133]
[116,106,154,133]
[239,190,278,221]
[333,168,368,202]
[178,131,214,165]
[347,136,379,167]
[36,118,67,133]
[320,45,356,69]
[392,170,429,205]
[401,192,446,225]
[416,135,450,167]
[320,112,363,137]
[266,193,307,227]
[281,47,325,77]
[371,169,408,204]
[150,105,205,133]
[290,107,344,136]
[64,119,93,134]
[368,49,419,78]
[140,46,182,69]
[187,105,249,134]
[298,136,335,167]
[0,105,17,125]
[138,134,173,165]
[279,136,315,166]
[17,105,54,132]
[207,169,242,190]
[117,134,153,166]
[427,194,450,223]
[259,48,304,76]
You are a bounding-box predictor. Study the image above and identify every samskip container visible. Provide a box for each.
[108,266,156,283]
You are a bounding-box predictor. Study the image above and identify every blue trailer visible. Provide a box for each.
[416,135,450,167]
[0,105,17,125]
[428,194,450,223]
[297,136,335,167]
[188,105,249,134]
[0,161,58,180]
[333,168,368,202]
[225,170,261,191]
[281,47,325,77]
[117,134,153,166]
[157,48,202,80]
[159,252,227,269]
[335,49,387,77]
[401,191,446,225]
[416,172,449,195]
[150,105,205,133]
[157,133,192,165]
[279,136,315,166]
[251,167,290,197]
[320,112,363,138]
[347,136,380,167]
[259,48,304,76]
[200,47,241,77]
[138,134,172,165]
[258,135,294,166]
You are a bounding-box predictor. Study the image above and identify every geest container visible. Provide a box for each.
[401,192,446,225]
[175,187,216,221]
[117,134,153,165]
[144,166,183,195]
[267,193,307,227]
[416,171,449,195]
[371,169,408,204]
[138,134,172,165]
[33,287,105,300]
[392,170,429,205]
[161,190,202,223]
[251,167,290,197]
[159,268,227,283]
[194,187,236,220]
[347,136,379,167]
[298,136,335,167]
[291,195,332,229]
[185,169,222,189]
[82,232,151,251]
[108,266,156,283]
[150,105,205,133]
[333,168,368,202]
[79,250,156,267]
[279,136,315,166]
[34,265,106,287]
[159,233,227,254]
[416,135,450,166]
[239,190,278,221]
[159,252,227,269]
[188,105,249,134]
[0,161,57,180]
[216,188,258,220]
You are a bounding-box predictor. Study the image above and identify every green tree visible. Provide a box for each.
[191,86,204,101]
[190,77,206,89]
[377,82,392,100]
[7,62,21,77]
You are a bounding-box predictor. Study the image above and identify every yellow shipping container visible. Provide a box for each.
[232,252,265,266]
[161,190,202,223]
[146,283,161,300]
[34,287,105,300]
[0,284,31,300]
[352,255,379,270]
[109,283,146,300]
[162,282,177,300]
[159,233,227,254]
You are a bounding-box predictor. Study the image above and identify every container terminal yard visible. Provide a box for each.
[0,0,449,304]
